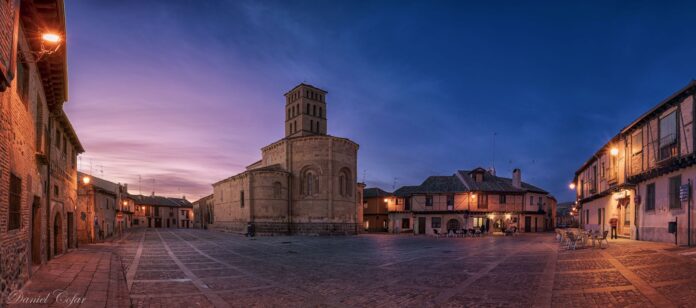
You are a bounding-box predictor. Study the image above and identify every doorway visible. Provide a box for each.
[31,197,42,265]
[524,216,531,232]
[418,217,426,234]
[53,213,63,256]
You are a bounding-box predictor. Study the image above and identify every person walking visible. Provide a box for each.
[609,216,618,239]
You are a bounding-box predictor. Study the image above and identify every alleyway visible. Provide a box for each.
[9,229,696,307]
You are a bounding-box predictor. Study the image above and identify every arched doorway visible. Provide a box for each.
[446,219,460,232]
[54,213,63,256]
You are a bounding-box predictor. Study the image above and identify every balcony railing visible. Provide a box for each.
[658,134,679,162]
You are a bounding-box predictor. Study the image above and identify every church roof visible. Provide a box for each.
[284,83,327,95]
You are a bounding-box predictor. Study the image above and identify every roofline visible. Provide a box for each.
[573,134,621,175]
[620,80,696,135]
[283,83,327,96]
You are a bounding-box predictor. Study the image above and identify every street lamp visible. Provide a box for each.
[569,183,576,190]
[82,176,91,185]
[610,147,619,156]
[41,33,61,44]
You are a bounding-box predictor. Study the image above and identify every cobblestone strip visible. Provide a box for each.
[125,231,144,290]
[532,243,559,308]
[600,250,675,307]
[155,229,228,307]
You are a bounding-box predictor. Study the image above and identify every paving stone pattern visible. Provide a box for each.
[10,229,696,307]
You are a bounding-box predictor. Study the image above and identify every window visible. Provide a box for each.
[425,195,433,206]
[447,195,454,210]
[631,131,642,155]
[659,111,678,160]
[529,196,533,206]
[477,194,488,209]
[646,183,655,211]
[54,185,59,197]
[396,198,402,205]
[402,218,410,229]
[306,103,310,114]
[319,107,322,118]
[315,121,320,132]
[431,217,441,228]
[9,174,21,230]
[592,165,598,192]
[473,217,483,228]
[240,191,245,208]
[405,197,411,211]
[313,105,317,116]
[669,176,681,209]
[310,120,314,132]
[624,204,630,226]
[499,195,506,204]
[302,169,319,196]
[597,208,601,225]
[273,182,282,199]
[16,57,29,105]
[363,202,368,209]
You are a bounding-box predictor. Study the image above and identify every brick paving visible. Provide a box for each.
[9,228,696,307]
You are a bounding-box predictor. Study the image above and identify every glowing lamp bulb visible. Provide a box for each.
[569,183,576,190]
[42,33,61,44]
[610,148,619,156]
[383,198,388,202]
[82,176,90,184]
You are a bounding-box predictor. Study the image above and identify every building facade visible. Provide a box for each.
[193,194,214,229]
[573,81,696,244]
[131,194,193,228]
[362,188,391,232]
[210,83,362,235]
[388,168,555,236]
[76,172,132,243]
[0,0,83,303]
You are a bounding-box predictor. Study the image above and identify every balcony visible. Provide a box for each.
[658,135,679,163]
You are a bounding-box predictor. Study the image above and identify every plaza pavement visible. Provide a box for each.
[8,228,696,307]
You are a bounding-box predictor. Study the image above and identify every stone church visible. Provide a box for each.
[210,83,362,235]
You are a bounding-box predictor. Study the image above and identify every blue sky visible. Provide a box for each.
[64,1,696,200]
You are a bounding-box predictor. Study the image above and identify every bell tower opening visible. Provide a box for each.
[284,83,327,137]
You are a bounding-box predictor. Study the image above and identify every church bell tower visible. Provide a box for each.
[284,83,328,138]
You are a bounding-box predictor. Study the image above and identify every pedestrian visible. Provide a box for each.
[246,222,256,237]
[609,216,618,239]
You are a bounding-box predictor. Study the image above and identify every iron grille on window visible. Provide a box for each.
[9,174,21,230]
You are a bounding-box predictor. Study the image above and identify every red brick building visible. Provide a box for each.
[0,0,82,303]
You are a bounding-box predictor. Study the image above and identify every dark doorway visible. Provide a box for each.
[418,217,426,234]
[31,197,42,265]
[155,218,161,228]
[53,213,63,256]
[67,212,74,249]
[524,216,531,232]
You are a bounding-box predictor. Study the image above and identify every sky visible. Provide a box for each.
[64,0,696,201]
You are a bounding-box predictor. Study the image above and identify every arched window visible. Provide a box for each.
[338,168,352,197]
[313,105,317,116]
[310,120,314,132]
[306,103,310,114]
[302,168,319,197]
[316,121,320,132]
[273,182,282,199]
[319,107,322,118]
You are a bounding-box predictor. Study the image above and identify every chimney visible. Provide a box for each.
[512,168,521,188]
[488,167,496,176]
